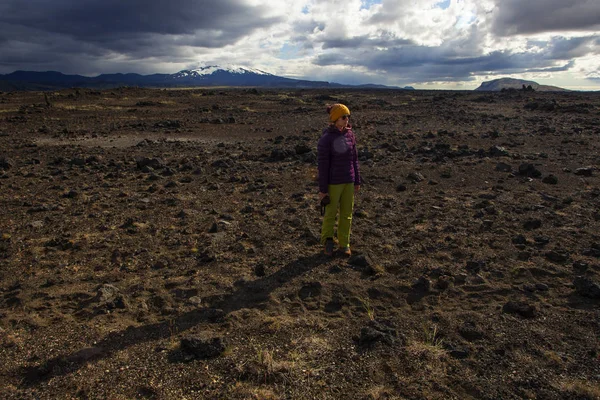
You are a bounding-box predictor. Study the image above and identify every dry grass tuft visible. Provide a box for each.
[558,379,600,399]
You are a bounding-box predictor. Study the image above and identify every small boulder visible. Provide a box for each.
[294,143,311,155]
[573,276,600,299]
[542,175,558,184]
[575,167,593,177]
[0,157,15,170]
[356,320,401,348]
[523,219,542,230]
[136,157,164,170]
[458,322,484,341]
[411,276,431,292]
[407,172,425,183]
[502,301,537,318]
[518,163,542,178]
[180,334,226,359]
[495,163,512,173]
[545,250,569,263]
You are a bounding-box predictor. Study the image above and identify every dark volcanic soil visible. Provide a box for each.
[1,87,599,399]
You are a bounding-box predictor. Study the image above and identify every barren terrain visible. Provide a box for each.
[1,87,599,399]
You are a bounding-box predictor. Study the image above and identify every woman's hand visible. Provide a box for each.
[354,185,360,193]
[319,192,328,201]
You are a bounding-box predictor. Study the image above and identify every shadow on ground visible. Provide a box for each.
[18,252,327,386]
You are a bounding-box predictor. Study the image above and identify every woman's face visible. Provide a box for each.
[335,114,350,129]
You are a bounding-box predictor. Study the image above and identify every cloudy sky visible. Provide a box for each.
[1,0,599,89]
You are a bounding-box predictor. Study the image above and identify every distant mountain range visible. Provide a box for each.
[0,66,413,91]
[475,78,568,92]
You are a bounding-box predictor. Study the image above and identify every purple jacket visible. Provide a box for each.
[317,125,361,193]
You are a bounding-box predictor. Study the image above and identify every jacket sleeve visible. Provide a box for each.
[352,133,361,186]
[317,134,330,193]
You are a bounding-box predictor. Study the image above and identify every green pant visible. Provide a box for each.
[321,183,354,248]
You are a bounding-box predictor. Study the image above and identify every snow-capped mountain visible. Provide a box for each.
[173,65,272,78]
[0,66,400,91]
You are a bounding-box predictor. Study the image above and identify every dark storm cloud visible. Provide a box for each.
[545,36,600,59]
[322,34,413,49]
[314,35,591,84]
[493,0,600,35]
[0,0,280,46]
[0,0,282,73]
[525,60,575,73]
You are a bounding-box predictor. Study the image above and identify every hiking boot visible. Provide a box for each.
[339,246,351,256]
[324,238,334,256]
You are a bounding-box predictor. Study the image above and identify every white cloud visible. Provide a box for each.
[0,0,598,89]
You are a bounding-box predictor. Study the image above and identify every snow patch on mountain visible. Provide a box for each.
[173,65,272,79]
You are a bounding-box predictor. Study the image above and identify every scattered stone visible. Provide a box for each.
[575,167,593,177]
[0,157,15,170]
[573,276,600,299]
[534,236,550,246]
[411,276,431,292]
[465,260,483,274]
[542,175,558,184]
[354,210,369,218]
[489,146,509,157]
[154,120,181,129]
[136,157,164,170]
[512,234,528,245]
[495,163,512,172]
[294,143,311,155]
[396,184,407,192]
[356,320,401,347]
[270,148,292,161]
[545,250,569,263]
[28,220,44,228]
[535,283,549,291]
[348,253,383,275]
[407,172,425,183]
[502,301,537,318]
[582,243,600,258]
[63,190,79,199]
[299,282,322,300]
[445,344,470,359]
[458,322,484,341]
[187,296,202,306]
[254,264,266,277]
[180,334,226,359]
[69,157,86,166]
[240,205,254,214]
[572,261,588,273]
[95,284,128,310]
[435,276,451,290]
[468,274,487,285]
[348,254,370,268]
[454,273,468,285]
[523,219,542,230]
[518,163,542,178]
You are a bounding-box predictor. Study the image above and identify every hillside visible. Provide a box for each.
[475,78,568,92]
[0,66,400,91]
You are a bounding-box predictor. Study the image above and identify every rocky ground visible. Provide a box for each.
[0,87,599,399]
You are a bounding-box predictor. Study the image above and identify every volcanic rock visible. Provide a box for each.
[136,157,165,170]
[542,175,558,184]
[0,157,14,170]
[573,276,600,299]
[180,334,226,359]
[502,301,537,318]
[574,167,593,176]
[518,163,542,178]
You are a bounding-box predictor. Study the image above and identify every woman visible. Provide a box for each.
[318,103,361,256]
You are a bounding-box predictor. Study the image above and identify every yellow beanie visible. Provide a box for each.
[328,103,350,122]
